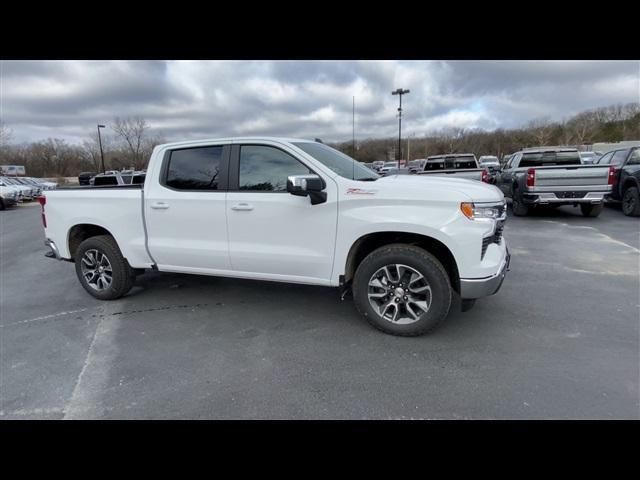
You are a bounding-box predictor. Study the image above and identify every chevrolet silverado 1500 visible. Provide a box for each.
[496,147,612,217]
[40,137,510,336]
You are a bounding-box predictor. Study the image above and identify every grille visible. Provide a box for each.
[481,220,505,259]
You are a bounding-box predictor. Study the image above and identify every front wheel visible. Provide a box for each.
[580,203,603,217]
[74,235,135,300]
[352,244,452,336]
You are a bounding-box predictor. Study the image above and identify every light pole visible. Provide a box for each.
[97,124,106,173]
[392,88,410,168]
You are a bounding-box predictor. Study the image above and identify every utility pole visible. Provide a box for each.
[352,96,355,157]
[392,88,410,168]
[97,124,106,173]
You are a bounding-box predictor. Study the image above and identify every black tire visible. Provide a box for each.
[74,235,135,300]
[511,189,529,216]
[352,244,452,336]
[580,203,603,217]
[0,199,5,211]
[622,186,640,217]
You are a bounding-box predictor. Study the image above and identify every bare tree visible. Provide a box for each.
[111,116,150,169]
[528,118,555,146]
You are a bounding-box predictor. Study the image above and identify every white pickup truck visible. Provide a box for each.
[40,137,510,336]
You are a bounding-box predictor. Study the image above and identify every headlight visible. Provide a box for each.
[460,202,504,221]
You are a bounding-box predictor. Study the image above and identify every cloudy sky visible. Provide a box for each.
[1,60,638,144]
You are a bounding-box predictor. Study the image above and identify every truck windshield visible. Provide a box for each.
[520,151,581,167]
[293,142,380,181]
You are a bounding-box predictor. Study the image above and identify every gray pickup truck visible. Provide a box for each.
[496,147,612,217]
[417,154,489,183]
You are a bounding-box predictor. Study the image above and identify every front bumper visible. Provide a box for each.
[460,247,510,299]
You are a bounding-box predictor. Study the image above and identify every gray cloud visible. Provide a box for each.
[1,60,638,145]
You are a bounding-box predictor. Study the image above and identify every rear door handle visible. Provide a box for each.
[231,203,254,211]
[150,202,170,210]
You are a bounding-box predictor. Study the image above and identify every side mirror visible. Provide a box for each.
[287,174,327,205]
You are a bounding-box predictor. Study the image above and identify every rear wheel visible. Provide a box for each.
[511,190,529,216]
[580,203,603,217]
[352,244,452,336]
[0,199,5,211]
[622,187,640,216]
[74,235,135,300]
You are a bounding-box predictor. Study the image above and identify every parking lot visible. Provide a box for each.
[0,201,638,419]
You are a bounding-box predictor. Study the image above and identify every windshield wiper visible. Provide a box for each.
[359,177,378,181]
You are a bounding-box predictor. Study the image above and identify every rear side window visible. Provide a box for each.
[166,146,224,190]
[425,160,446,170]
[610,149,630,166]
[445,157,477,169]
[519,151,581,167]
[596,151,614,165]
[239,145,310,192]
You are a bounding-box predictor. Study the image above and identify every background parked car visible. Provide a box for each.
[1,177,34,200]
[579,151,601,164]
[0,184,19,209]
[78,172,97,185]
[596,146,640,216]
[379,167,411,176]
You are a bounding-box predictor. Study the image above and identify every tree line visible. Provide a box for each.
[0,117,165,178]
[332,102,640,162]
[0,103,638,178]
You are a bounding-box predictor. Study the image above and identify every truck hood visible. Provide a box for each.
[363,174,504,203]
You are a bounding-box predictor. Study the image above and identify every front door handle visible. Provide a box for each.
[231,203,254,211]
[150,202,170,210]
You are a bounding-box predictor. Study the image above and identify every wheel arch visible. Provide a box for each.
[67,223,115,261]
[343,231,460,294]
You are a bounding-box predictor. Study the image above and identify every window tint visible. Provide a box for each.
[239,145,310,192]
[519,151,581,167]
[425,160,446,170]
[166,146,223,190]
[610,149,629,166]
[94,175,119,186]
[596,151,614,165]
[627,149,640,165]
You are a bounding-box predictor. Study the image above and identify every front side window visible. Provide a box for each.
[627,148,640,165]
[239,145,310,192]
[166,146,223,190]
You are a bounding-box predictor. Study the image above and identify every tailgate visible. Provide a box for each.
[418,169,484,181]
[533,166,610,188]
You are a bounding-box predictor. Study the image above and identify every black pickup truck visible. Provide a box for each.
[596,146,640,216]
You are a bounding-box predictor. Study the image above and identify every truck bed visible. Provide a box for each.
[43,187,152,267]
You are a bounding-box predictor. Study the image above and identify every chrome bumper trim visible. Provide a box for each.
[524,192,606,203]
[460,248,510,299]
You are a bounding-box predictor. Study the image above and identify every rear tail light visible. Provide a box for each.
[38,195,47,228]
[608,166,618,185]
[481,169,489,183]
[526,168,536,187]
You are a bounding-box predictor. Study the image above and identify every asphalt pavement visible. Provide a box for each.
[0,201,638,419]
